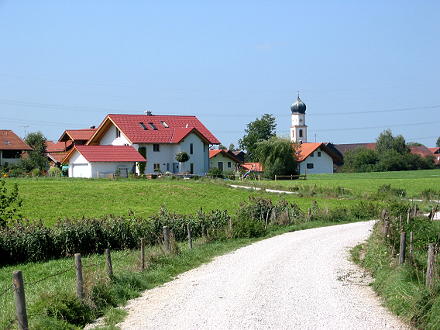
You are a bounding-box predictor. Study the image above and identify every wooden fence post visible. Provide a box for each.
[407,209,410,224]
[187,223,193,249]
[105,249,113,278]
[74,253,84,300]
[399,232,406,265]
[383,220,390,239]
[12,270,28,330]
[409,232,414,261]
[140,238,145,271]
[426,244,436,289]
[163,226,170,253]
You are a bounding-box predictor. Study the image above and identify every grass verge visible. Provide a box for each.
[351,222,440,329]
[1,220,353,329]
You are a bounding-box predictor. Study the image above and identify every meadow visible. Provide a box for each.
[5,177,360,225]
[252,169,440,197]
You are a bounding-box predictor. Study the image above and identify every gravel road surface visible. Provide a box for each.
[119,221,408,329]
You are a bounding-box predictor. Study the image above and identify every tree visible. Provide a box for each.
[137,147,147,174]
[175,152,190,173]
[0,180,22,227]
[20,132,48,171]
[239,114,276,161]
[228,143,237,152]
[342,148,379,172]
[218,144,227,150]
[436,137,440,148]
[255,137,297,179]
[376,129,408,155]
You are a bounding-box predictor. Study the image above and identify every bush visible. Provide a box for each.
[0,180,22,227]
[232,218,266,238]
[48,167,62,177]
[207,167,223,178]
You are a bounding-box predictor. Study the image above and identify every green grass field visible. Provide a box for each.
[253,169,440,197]
[4,178,360,225]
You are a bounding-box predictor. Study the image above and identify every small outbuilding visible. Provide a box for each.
[209,149,242,172]
[62,145,145,178]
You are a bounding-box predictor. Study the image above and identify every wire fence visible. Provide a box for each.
[0,228,180,329]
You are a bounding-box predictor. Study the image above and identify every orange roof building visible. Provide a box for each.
[0,130,32,166]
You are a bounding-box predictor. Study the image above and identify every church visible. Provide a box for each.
[289,95,341,174]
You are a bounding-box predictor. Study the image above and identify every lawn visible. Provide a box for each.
[4,178,357,225]
[252,169,440,197]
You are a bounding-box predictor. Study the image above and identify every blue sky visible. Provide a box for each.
[0,1,439,146]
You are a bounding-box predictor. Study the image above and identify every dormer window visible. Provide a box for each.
[161,121,169,128]
[139,122,148,130]
[149,122,158,130]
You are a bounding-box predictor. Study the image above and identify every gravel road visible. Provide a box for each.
[119,221,408,329]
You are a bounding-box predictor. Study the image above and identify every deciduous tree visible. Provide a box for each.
[239,114,276,161]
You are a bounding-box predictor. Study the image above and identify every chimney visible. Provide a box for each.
[145,110,152,116]
[90,125,96,129]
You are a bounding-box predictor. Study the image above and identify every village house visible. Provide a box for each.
[289,95,341,174]
[47,128,97,165]
[63,113,220,178]
[209,149,242,172]
[0,130,32,167]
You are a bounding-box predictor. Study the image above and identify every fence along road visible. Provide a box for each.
[118,221,408,329]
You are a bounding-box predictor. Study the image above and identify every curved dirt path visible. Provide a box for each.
[119,221,408,329]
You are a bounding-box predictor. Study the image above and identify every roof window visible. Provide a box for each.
[139,122,148,130]
[161,121,169,128]
[149,122,158,130]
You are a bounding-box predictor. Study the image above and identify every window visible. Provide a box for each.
[318,151,322,157]
[116,128,121,138]
[153,144,160,152]
[166,163,170,171]
[299,129,303,138]
[190,163,194,174]
[310,152,314,157]
[161,121,169,128]
[228,162,232,168]
[149,122,158,130]
[2,150,20,158]
[139,122,148,130]
[153,163,161,172]
[190,143,194,154]
[217,162,223,171]
[307,163,314,169]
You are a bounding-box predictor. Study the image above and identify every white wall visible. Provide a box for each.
[68,151,92,178]
[90,162,136,178]
[298,147,333,174]
[290,113,307,143]
[210,154,239,172]
[100,125,131,146]
[136,133,209,175]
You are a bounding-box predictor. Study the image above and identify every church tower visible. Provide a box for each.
[290,93,307,143]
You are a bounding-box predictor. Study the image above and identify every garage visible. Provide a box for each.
[71,163,90,178]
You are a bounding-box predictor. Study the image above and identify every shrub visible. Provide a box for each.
[207,167,223,178]
[232,218,266,238]
[31,168,41,177]
[48,167,62,177]
[0,180,22,227]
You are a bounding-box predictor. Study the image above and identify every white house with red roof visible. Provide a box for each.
[289,96,341,174]
[208,149,242,172]
[63,112,220,178]
[0,130,32,167]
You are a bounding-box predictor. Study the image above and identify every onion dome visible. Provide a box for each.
[290,95,306,114]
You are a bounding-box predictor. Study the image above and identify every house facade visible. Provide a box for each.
[76,113,219,177]
[0,130,32,167]
[63,145,145,178]
[209,149,241,172]
[296,143,339,175]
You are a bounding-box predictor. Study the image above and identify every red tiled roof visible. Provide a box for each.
[333,143,376,155]
[48,152,68,163]
[296,143,322,162]
[242,162,264,172]
[89,114,220,145]
[209,149,241,163]
[63,145,146,163]
[0,130,32,150]
[409,145,433,158]
[59,129,97,142]
[46,141,72,153]
[428,147,440,154]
